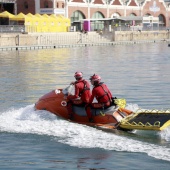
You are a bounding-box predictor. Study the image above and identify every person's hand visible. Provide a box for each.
[70,81,75,85]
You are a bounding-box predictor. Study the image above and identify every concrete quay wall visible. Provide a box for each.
[0,32,110,47]
[114,31,170,41]
[0,31,169,50]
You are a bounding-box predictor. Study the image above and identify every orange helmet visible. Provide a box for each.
[89,74,101,84]
[74,71,83,79]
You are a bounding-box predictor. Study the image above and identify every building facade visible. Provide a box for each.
[0,0,170,27]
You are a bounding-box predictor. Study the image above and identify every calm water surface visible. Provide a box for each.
[0,43,170,169]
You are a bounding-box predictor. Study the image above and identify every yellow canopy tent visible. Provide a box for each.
[64,17,71,32]
[0,11,14,18]
[35,13,42,18]
[42,14,61,32]
[10,12,31,21]
[42,14,49,18]
[26,13,34,17]
[50,14,57,18]
[50,14,63,32]
[10,12,32,32]
[26,13,39,32]
[42,14,52,32]
[49,14,63,32]
[35,13,46,32]
[57,15,70,32]
[0,11,15,25]
[56,15,67,32]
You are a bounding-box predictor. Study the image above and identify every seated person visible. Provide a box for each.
[85,74,113,122]
[67,71,91,120]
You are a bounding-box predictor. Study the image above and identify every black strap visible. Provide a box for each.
[95,83,112,103]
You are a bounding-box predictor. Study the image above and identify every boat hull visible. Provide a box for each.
[35,89,170,131]
[35,89,132,129]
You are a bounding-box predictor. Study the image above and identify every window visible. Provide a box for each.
[92,11,104,19]
[44,1,49,8]
[112,13,120,18]
[129,13,136,16]
[71,11,85,23]
[92,12,104,31]
[24,1,28,9]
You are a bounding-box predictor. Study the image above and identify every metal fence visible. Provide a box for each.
[112,25,168,32]
[0,25,168,34]
[0,25,25,33]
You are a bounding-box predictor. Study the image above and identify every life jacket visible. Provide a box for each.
[94,82,112,104]
[75,79,90,97]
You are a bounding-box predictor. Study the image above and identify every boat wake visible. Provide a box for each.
[0,104,170,161]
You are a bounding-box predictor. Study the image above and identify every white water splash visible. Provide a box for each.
[126,103,140,112]
[0,104,170,161]
[159,126,170,142]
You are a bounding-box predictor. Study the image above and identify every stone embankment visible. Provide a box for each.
[0,31,169,51]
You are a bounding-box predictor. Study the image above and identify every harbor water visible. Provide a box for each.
[0,43,170,169]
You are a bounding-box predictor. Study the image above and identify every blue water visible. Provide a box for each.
[0,43,170,169]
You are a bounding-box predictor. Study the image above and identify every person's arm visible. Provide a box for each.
[74,84,80,98]
[68,84,80,100]
[89,90,95,103]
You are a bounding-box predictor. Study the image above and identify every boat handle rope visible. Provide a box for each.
[121,121,161,127]
[154,121,160,127]
[136,109,170,114]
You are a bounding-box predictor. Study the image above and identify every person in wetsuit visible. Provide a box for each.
[85,74,113,122]
[67,71,91,120]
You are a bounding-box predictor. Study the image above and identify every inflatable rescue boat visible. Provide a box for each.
[35,86,170,131]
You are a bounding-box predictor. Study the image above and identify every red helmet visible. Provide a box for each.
[89,74,101,84]
[74,71,83,79]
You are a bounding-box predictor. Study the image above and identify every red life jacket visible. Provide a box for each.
[93,83,112,104]
[75,80,90,96]
[74,79,91,103]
